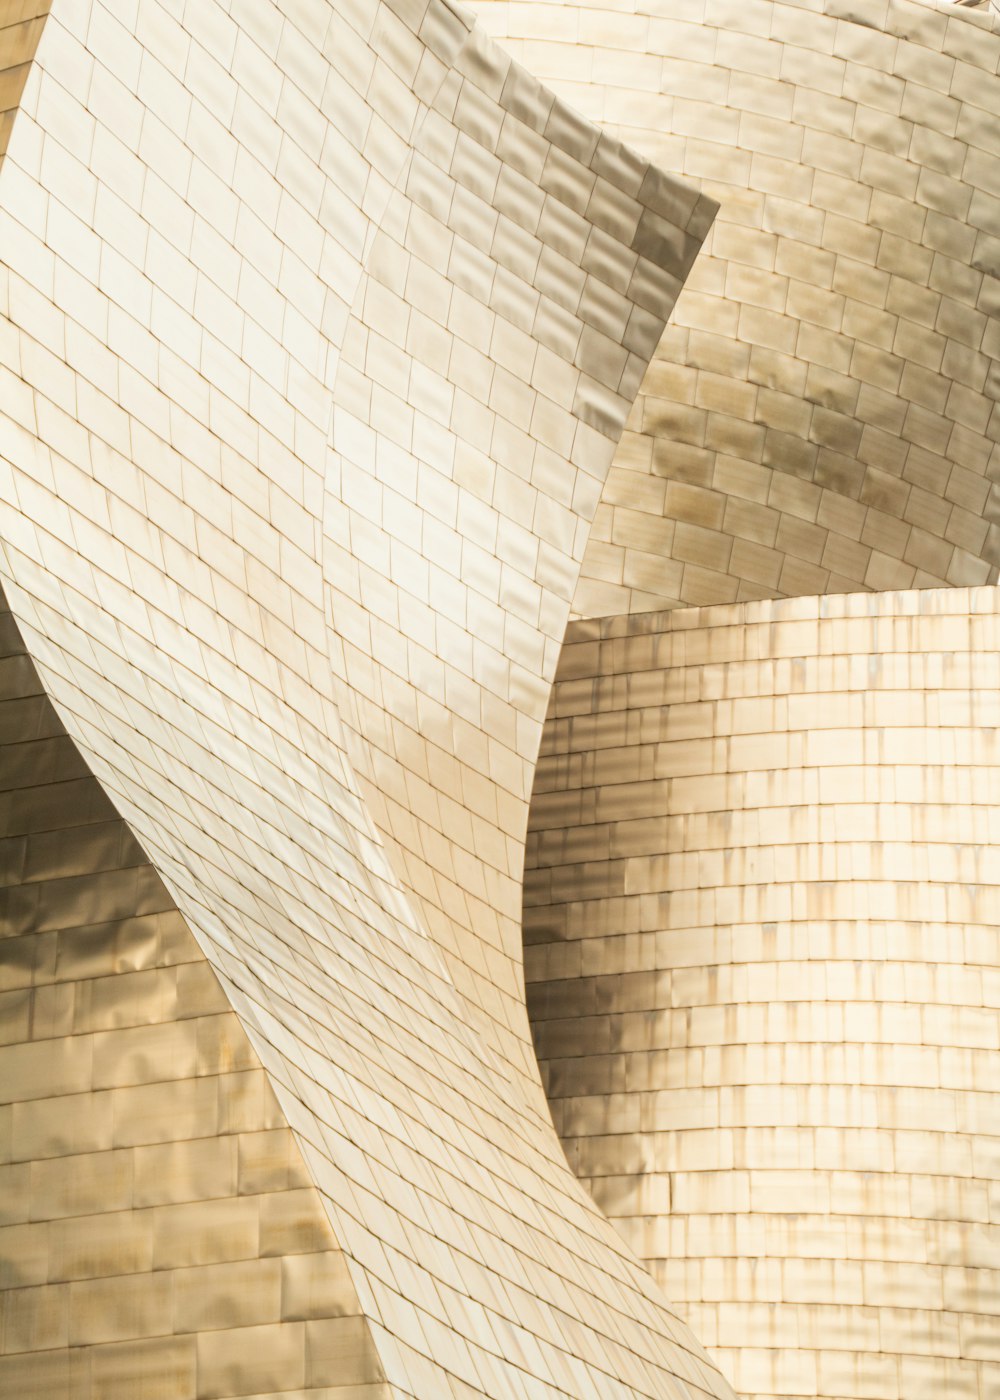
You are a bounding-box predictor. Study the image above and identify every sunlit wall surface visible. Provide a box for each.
[3,0,1000,1396]
[0,0,735,1395]
[467,1,1000,1397]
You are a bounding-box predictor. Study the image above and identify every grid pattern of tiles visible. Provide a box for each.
[471,0,1000,617]
[0,1,49,163]
[0,0,733,1394]
[526,589,1000,1400]
[0,589,390,1400]
[325,26,715,1078]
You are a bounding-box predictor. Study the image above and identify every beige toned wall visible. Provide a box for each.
[0,0,735,1394]
[471,0,1000,617]
[0,2,49,163]
[526,589,1000,1400]
[0,589,390,1399]
[323,26,715,1083]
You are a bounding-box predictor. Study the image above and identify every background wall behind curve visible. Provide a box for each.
[471,0,1000,617]
[525,589,1000,1400]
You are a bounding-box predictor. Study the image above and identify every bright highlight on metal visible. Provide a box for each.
[1,0,999,1397]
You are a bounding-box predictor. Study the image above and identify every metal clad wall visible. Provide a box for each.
[0,588,389,1399]
[527,589,1000,1400]
[471,0,1000,618]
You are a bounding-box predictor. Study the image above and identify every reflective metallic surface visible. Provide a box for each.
[3,0,999,1394]
[0,2,49,164]
[460,5,1000,1392]
[0,0,732,1394]
[527,590,1000,1400]
[0,587,389,1398]
[472,0,1000,619]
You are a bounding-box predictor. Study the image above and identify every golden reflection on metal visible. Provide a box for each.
[470,0,1000,622]
[3,0,999,1395]
[527,591,1000,1400]
[0,589,386,1397]
[0,0,731,1391]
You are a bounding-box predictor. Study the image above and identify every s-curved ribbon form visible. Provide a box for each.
[0,0,730,1396]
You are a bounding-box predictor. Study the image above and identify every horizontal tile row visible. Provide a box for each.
[526,588,1000,1400]
[471,0,1000,618]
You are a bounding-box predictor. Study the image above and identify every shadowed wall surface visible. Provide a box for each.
[526,590,1000,1400]
[471,0,1000,618]
[0,588,390,1400]
[0,2,49,163]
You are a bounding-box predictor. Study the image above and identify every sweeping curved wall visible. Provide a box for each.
[0,0,736,1396]
[5,0,999,1396]
[0,584,392,1398]
[528,591,1000,1400]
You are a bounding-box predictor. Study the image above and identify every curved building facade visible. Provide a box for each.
[0,0,734,1396]
[527,592,1000,1400]
[473,0,1000,618]
[1,0,1000,1397]
[0,586,391,1398]
[470,1,1000,1397]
